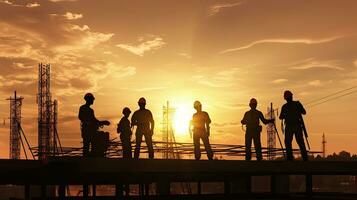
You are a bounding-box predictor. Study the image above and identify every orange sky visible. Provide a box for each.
[0,0,357,158]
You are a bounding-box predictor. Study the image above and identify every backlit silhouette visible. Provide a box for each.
[279,90,308,161]
[131,97,155,159]
[117,107,133,159]
[189,101,214,160]
[241,98,274,161]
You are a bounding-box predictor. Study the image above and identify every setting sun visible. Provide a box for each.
[173,104,194,136]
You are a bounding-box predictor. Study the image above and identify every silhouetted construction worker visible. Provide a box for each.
[241,98,274,161]
[279,90,308,161]
[190,101,214,160]
[117,107,133,159]
[78,93,110,156]
[132,97,155,159]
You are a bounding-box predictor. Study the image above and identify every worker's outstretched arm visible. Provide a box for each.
[259,111,274,125]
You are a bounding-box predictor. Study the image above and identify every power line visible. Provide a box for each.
[305,85,357,106]
[307,89,357,108]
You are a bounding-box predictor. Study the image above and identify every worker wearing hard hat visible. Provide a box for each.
[189,100,214,160]
[78,93,110,156]
[131,97,155,159]
[117,107,133,159]
[241,98,274,161]
[279,90,308,161]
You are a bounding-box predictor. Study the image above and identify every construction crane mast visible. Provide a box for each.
[7,91,23,159]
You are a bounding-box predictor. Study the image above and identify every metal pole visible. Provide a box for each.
[271,103,286,159]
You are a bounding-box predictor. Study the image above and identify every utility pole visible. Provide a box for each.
[322,133,326,158]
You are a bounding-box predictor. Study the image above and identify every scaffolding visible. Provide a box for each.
[7,91,35,160]
[162,101,177,159]
[37,63,62,159]
[52,100,62,156]
[7,91,23,159]
[266,105,277,160]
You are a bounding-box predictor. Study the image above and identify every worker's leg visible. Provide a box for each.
[134,132,143,159]
[121,135,132,159]
[253,132,262,161]
[82,135,90,157]
[284,128,294,161]
[201,133,214,160]
[245,132,253,161]
[295,128,308,161]
[144,133,154,159]
[193,133,201,160]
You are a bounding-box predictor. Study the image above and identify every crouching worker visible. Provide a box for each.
[117,107,133,159]
[78,93,110,157]
[241,98,274,161]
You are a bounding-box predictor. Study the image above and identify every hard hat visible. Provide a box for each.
[138,97,146,104]
[249,98,257,105]
[193,100,202,108]
[122,107,131,115]
[84,93,95,101]
[284,90,293,99]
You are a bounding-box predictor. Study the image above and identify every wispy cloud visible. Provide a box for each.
[289,59,344,70]
[63,12,83,20]
[178,53,191,59]
[0,0,14,5]
[132,86,166,92]
[1,0,40,8]
[308,80,322,87]
[220,36,343,54]
[116,37,166,56]
[271,78,288,84]
[49,0,79,2]
[54,25,114,52]
[26,2,40,8]
[13,62,33,69]
[192,67,240,88]
[208,1,243,16]
[212,122,240,127]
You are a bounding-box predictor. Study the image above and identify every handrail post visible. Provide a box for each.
[306,174,313,196]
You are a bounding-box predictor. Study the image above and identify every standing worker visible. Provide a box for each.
[117,107,133,159]
[241,98,274,161]
[131,97,155,159]
[279,90,308,161]
[189,101,214,160]
[78,93,110,157]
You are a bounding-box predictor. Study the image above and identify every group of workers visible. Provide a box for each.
[78,90,308,161]
[241,90,308,161]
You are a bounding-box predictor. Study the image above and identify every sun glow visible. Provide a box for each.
[173,104,194,136]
